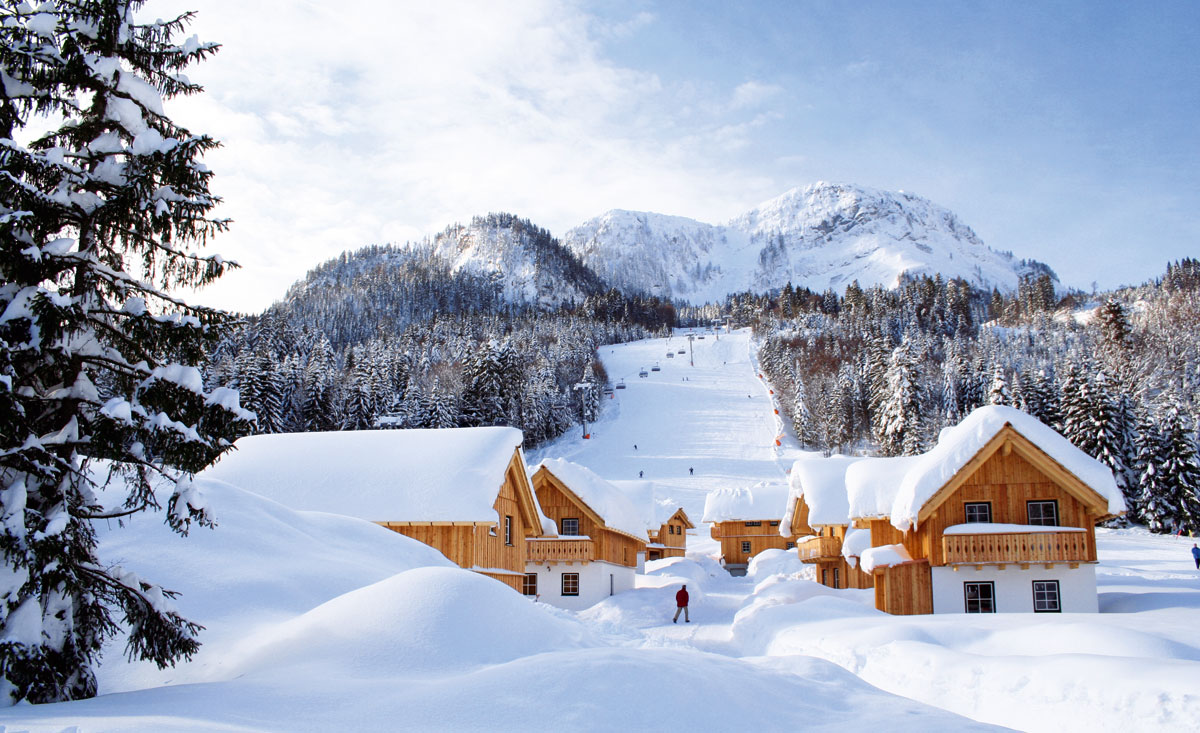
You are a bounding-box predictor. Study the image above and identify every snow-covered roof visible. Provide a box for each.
[888,405,1125,530]
[201,427,535,524]
[859,543,913,574]
[846,455,922,520]
[534,459,648,539]
[610,479,689,530]
[702,481,790,523]
[787,454,866,527]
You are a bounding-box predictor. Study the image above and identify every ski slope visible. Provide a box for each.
[529,327,796,552]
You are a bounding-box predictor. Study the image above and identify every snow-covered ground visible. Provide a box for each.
[3,329,1198,731]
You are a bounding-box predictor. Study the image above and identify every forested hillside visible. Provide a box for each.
[205,219,674,447]
[748,259,1200,534]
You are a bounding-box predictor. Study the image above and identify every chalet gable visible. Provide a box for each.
[531,461,647,542]
[913,424,1113,527]
[665,507,694,530]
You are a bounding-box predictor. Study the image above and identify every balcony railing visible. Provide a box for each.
[942,529,1092,565]
[796,535,842,563]
[526,538,595,563]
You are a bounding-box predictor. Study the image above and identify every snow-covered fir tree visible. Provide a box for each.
[0,2,250,704]
[876,342,926,456]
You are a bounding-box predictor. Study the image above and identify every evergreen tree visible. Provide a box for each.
[791,371,818,449]
[987,364,1010,406]
[0,3,249,704]
[876,342,925,456]
[1154,399,1200,533]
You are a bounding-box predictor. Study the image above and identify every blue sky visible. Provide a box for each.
[159,0,1198,310]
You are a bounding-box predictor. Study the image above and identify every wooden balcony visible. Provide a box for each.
[942,529,1092,566]
[796,535,841,563]
[526,538,595,564]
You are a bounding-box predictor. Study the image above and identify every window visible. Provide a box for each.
[786,541,795,550]
[744,521,762,527]
[522,573,537,597]
[561,517,580,535]
[504,515,513,545]
[1027,501,1059,526]
[833,568,840,588]
[668,525,675,535]
[741,541,752,554]
[562,572,579,596]
[769,520,780,527]
[1033,580,1061,612]
[964,502,992,523]
[821,568,828,586]
[964,582,996,613]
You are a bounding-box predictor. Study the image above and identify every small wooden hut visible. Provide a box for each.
[702,481,793,574]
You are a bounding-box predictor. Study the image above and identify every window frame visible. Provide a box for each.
[1026,500,1059,527]
[964,581,996,613]
[560,517,580,536]
[522,573,537,597]
[1032,580,1061,613]
[504,515,513,546]
[740,540,752,554]
[744,521,762,527]
[964,501,993,523]
[561,572,580,596]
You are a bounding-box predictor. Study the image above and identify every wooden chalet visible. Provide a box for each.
[702,482,794,575]
[846,406,1125,614]
[647,507,693,561]
[200,427,549,592]
[526,459,648,609]
[610,479,694,562]
[781,455,874,590]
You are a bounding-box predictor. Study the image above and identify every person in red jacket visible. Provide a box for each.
[673,584,690,623]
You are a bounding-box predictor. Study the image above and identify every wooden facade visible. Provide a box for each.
[529,466,646,568]
[380,448,541,592]
[868,424,1114,614]
[711,520,793,566]
[648,508,692,560]
[873,560,933,615]
[791,509,875,590]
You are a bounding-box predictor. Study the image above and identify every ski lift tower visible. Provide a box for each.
[687,333,695,367]
[573,380,595,438]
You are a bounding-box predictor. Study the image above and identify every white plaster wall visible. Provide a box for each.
[931,564,1098,613]
[525,561,636,611]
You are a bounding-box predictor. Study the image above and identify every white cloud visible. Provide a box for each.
[151,0,780,311]
[730,80,783,110]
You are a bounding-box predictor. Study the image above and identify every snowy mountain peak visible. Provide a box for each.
[563,182,1045,303]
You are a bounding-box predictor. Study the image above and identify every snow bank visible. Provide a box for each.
[200,427,526,523]
[225,566,592,677]
[859,544,913,573]
[746,547,809,580]
[702,480,790,523]
[93,476,453,693]
[890,405,1124,530]
[788,454,864,527]
[536,458,648,538]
